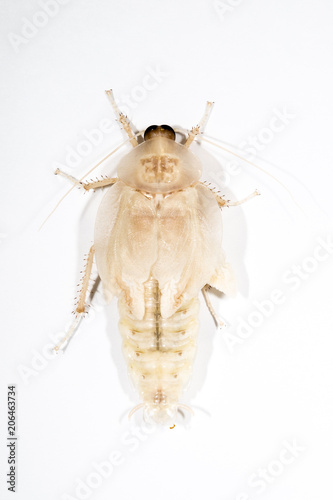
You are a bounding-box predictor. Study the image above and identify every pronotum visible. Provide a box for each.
[52,90,259,426]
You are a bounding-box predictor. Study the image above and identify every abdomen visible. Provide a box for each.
[118,277,199,424]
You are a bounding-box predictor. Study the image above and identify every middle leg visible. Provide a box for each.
[200,182,260,208]
[55,168,118,191]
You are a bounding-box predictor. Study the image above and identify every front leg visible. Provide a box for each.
[105,89,138,148]
[184,101,214,148]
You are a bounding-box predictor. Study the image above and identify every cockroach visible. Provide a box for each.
[52,90,259,425]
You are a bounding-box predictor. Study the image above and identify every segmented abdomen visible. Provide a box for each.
[118,277,199,419]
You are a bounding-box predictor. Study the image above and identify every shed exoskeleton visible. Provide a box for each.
[54,90,259,426]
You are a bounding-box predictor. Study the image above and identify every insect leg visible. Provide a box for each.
[202,285,228,328]
[105,89,138,147]
[184,101,214,148]
[54,168,118,191]
[54,169,82,185]
[222,189,260,207]
[89,274,101,302]
[53,245,95,352]
[201,183,260,208]
[81,178,118,191]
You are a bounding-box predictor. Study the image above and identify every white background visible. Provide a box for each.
[1,1,333,499]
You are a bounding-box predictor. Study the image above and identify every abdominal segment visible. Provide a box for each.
[118,277,199,409]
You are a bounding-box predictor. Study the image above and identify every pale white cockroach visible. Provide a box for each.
[52,91,260,426]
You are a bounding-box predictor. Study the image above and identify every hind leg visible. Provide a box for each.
[54,245,95,352]
[202,285,228,329]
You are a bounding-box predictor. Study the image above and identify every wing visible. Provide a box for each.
[152,183,236,317]
[94,181,158,319]
[94,181,235,320]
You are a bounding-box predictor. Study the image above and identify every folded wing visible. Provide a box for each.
[94,181,158,319]
[153,184,236,317]
[94,182,236,320]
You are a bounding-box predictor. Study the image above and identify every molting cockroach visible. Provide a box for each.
[52,90,259,426]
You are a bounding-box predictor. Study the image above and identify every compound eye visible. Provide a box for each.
[144,125,158,141]
[160,125,176,141]
[144,124,176,141]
